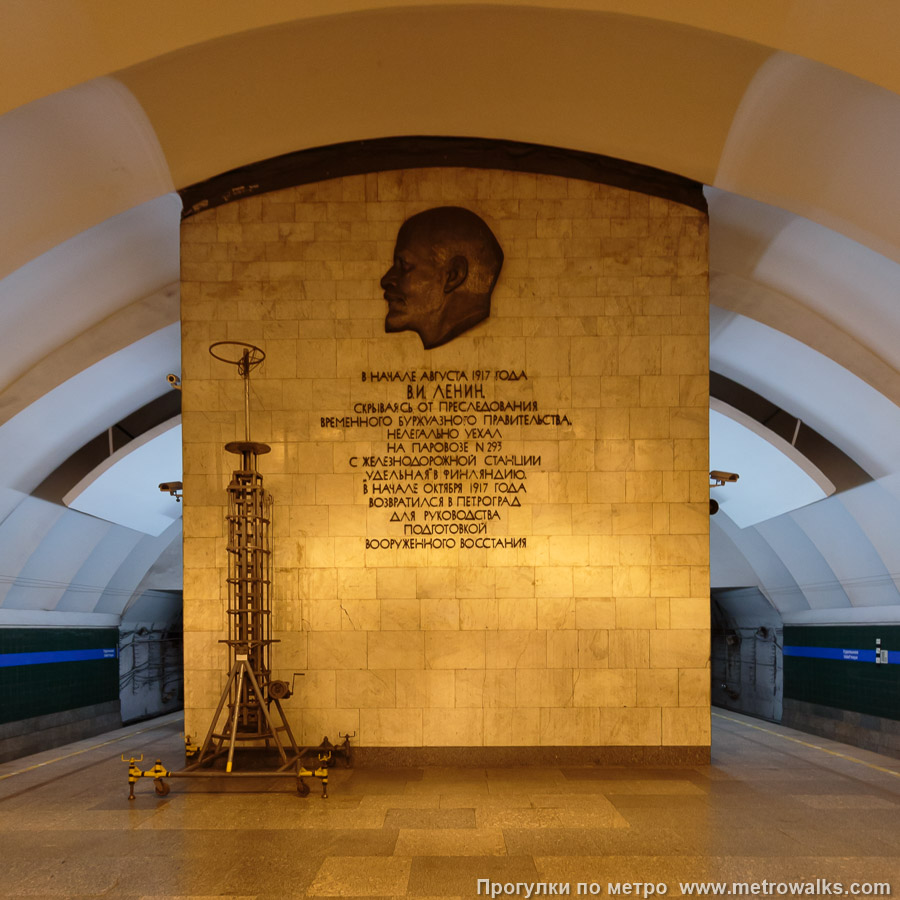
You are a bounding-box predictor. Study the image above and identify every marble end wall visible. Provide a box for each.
[180,166,710,763]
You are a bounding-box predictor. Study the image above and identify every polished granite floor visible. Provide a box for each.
[1,710,899,898]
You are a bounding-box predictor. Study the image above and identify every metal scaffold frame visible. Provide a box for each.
[124,341,340,800]
[193,342,301,772]
[195,438,301,771]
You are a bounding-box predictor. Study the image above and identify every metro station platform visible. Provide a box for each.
[1,710,898,898]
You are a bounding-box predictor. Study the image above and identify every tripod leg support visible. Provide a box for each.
[123,756,170,799]
[296,764,329,799]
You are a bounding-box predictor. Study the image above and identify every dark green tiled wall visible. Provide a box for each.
[784,625,900,721]
[0,628,119,725]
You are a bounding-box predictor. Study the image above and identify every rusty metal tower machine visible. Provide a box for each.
[123,341,336,798]
[192,341,300,771]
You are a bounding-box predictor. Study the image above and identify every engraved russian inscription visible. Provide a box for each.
[320,368,571,551]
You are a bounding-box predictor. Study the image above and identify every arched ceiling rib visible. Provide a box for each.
[707,186,900,414]
[8,512,115,612]
[792,500,900,609]
[0,494,182,626]
[0,324,180,495]
[711,514,804,612]
[756,516,852,611]
[5,1,900,117]
[0,285,180,428]
[709,403,832,528]
[712,476,900,625]
[710,308,900,480]
[0,194,181,400]
[98,519,183,618]
[714,52,900,263]
[114,8,769,189]
[64,419,183,536]
[57,527,144,612]
[0,77,174,280]
[708,270,900,412]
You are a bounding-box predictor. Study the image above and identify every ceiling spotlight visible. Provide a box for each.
[710,470,740,487]
[167,373,181,390]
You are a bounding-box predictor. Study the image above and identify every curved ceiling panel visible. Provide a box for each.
[0,494,180,627]
[64,419,183,536]
[115,8,769,188]
[0,77,174,280]
[0,286,180,429]
[714,478,900,623]
[0,498,66,608]
[97,519,183,618]
[711,513,805,613]
[708,188,900,399]
[714,52,900,262]
[840,476,900,599]
[5,511,113,612]
[710,519,760,588]
[709,403,831,528]
[0,194,181,397]
[0,324,180,494]
[755,516,850,611]
[709,269,900,410]
[4,2,900,116]
[56,526,144,612]
[710,307,900,479]
[790,499,900,609]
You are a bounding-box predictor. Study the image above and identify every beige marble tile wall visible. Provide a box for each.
[180,168,710,756]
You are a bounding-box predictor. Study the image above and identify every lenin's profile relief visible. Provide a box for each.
[381,206,504,349]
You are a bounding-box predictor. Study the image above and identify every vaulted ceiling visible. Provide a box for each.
[3,2,900,628]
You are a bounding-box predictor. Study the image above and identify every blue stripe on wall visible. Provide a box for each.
[783,645,894,664]
[0,648,117,668]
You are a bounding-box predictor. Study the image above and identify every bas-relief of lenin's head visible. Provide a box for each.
[380,206,504,350]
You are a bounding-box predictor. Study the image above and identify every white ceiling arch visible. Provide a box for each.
[3,3,900,627]
[5,1,900,117]
[0,77,174,280]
